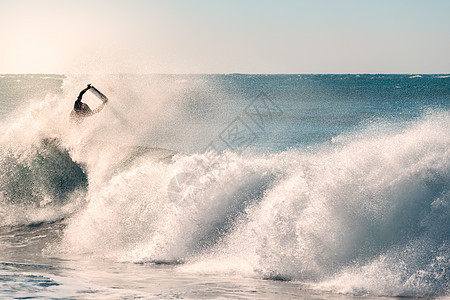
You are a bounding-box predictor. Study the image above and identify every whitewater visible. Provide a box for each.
[0,74,448,299]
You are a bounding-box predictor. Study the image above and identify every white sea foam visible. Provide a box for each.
[59,111,449,297]
[1,74,448,298]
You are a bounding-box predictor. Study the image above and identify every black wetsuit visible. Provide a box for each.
[70,85,107,124]
[73,87,93,118]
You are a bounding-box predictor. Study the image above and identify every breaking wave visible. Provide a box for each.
[61,111,448,297]
[1,75,448,297]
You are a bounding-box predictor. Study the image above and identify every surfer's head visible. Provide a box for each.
[74,100,90,112]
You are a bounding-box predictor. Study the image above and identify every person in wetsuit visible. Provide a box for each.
[70,84,107,123]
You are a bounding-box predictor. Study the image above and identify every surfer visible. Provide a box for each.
[70,84,108,123]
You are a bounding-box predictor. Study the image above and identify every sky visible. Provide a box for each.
[0,0,449,74]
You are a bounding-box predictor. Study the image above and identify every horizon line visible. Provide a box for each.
[1,72,449,76]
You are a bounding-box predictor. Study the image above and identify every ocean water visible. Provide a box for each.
[0,73,449,299]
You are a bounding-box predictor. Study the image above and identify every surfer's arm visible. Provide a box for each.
[89,85,109,104]
[91,102,106,114]
[77,84,92,101]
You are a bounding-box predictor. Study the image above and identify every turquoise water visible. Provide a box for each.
[0,74,449,299]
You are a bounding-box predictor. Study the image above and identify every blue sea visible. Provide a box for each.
[0,74,449,299]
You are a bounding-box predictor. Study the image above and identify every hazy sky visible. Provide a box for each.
[1,0,449,74]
